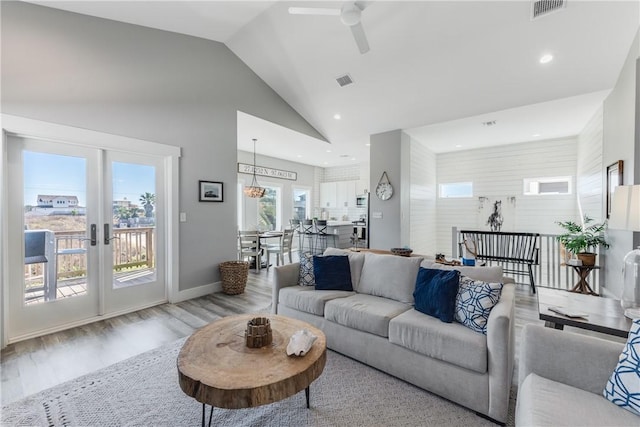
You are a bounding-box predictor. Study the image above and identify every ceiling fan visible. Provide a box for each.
[288,2,370,54]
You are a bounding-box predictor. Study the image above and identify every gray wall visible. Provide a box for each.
[1,2,325,291]
[369,130,406,249]
[602,29,639,298]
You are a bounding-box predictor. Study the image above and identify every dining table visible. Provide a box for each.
[248,231,283,269]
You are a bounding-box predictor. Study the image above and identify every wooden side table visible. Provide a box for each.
[567,265,600,296]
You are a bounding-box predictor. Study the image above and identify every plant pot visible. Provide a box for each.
[577,252,596,266]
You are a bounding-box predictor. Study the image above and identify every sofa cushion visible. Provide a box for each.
[313,255,353,291]
[604,318,640,415]
[424,262,504,283]
[323,248,365,291]
[455,276,503,334]
[325,294,411,338]
[388,309,488,373]
[413,268,460,323]
[358,252,423,304]
[298,252,315,286]
[517,373,640,426]
[279,286,355,316]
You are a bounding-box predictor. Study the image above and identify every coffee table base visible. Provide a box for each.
[200,386,312,427]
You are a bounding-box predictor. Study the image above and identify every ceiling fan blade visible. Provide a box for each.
[350,22,370,54]
[288,7,341,16]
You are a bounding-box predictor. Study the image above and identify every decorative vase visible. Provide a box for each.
[577,253,596,266]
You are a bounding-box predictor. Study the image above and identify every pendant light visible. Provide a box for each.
[243,138,266,198]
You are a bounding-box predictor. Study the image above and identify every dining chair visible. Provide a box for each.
[265,229,295,270]
[238,230,262,272]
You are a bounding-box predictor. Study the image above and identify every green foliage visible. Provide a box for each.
[556,216,610,255]
[139,192,156,218]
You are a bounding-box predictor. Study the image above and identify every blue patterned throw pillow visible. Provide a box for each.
[298,252,315,286]
[603,318,640,415]
[454,276,503,334]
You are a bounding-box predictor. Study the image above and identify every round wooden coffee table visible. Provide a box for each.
[177,314,327,427]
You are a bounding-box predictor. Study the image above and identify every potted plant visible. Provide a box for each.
[555,216,610,266]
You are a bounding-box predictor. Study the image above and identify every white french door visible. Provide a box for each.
[6,135,167,342]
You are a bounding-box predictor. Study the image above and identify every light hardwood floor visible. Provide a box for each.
[0,267,625,406]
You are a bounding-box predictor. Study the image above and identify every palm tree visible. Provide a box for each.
[139,192,155,218]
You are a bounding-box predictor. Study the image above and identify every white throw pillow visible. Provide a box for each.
[358,252,422,304]
[603,318,640,415]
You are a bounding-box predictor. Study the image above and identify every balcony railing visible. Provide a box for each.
[451,227,601,293]
[24,226,155,292]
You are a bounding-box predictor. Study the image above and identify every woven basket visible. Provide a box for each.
[390,248,413,257]
[219,261,249,295]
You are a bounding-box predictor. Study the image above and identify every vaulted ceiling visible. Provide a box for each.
[26,1,640,166]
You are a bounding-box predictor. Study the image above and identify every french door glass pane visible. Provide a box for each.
[293,189,309,221]
[23,151,88,305]
[111,162,157,289]
[258,186,279,231]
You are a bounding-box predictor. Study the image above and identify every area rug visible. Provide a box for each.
[1,338,516,426]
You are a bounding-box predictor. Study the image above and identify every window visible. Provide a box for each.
[292,187,310,221]
[439,182,473,198]
[257,185,281,231]
[523,176,571,195]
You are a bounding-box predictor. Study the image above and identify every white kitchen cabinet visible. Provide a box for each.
[320,182,337,208]
[321,180,360,208]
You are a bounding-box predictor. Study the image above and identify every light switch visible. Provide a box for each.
[180,212,187,222]
[372,211,383,219]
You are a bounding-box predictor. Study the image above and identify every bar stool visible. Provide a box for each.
[314,219,336,253]
[301,219,316,254]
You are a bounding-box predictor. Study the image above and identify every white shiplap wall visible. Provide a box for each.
[435,138,578,256]
[409,139,437,255]
[576,106,604,222]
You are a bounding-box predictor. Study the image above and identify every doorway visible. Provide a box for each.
[2,118,179,344]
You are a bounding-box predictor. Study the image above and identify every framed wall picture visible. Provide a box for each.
[199,180,223,202]
[606,160,623,219]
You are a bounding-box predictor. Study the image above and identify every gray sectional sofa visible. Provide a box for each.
[517,324,638,426]
[273,248,515,424]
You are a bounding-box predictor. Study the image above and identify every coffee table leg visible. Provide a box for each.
[201,403,214,427]
[305,386,310,408]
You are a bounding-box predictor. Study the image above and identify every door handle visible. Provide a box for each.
[90,223,97,246]
[104,223,119,245]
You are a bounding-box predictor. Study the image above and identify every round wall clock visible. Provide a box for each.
[375,171,393,201]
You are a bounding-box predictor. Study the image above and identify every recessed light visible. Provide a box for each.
[365,143,370,147]
[539,54,553,64]
[323,162,328,165]
[351,157,356,161]
[333,114,341,120]
[296,155,302,158]
[326,150,332,153]
[532,133,541,137]
[455,144,462,148]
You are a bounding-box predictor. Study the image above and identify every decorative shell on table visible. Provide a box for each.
[286,329,317,357]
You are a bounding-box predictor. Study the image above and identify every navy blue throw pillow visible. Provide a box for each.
[413,268,460,323]
[313,255,353,291]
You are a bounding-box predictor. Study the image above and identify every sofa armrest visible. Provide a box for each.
[518,324,624,395]
[273,263,300,314]
[486,283,515,422]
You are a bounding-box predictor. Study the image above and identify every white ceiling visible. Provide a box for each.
[27,1,640,167]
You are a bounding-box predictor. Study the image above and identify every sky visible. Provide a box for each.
[24,151,155,207]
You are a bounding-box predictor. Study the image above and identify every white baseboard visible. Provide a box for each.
[171,281,222,303]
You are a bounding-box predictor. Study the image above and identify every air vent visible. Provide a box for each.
[531,0,566,20]
[336,74,354,87]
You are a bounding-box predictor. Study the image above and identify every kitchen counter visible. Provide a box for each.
[327,221,354,226]
[325,223,355,249]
